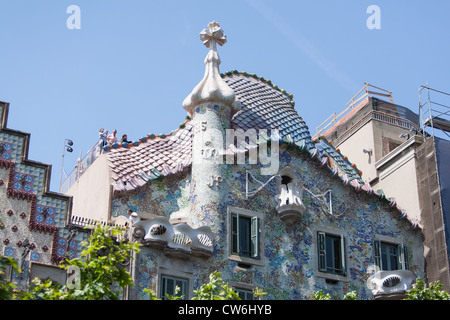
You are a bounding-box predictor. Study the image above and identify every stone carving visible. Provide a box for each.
[193,121,207,135]
[18,239,32,279]
[133,216,214,260]
[65,225,78,257]
[132,225,146,241]
[367,269,416,297]
[202,147,220,160]
[207,175,223,188]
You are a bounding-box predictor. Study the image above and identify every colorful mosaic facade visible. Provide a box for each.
[103,22,425,300]
[111,141,424,300]
[0,101,89,289]
[2,21,425,300]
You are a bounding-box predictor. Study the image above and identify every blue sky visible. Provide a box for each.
[0,1,449,192]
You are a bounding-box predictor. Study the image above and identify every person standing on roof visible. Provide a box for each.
[99,128,108,153]
[107,129,118,144]
[121,134,131,144]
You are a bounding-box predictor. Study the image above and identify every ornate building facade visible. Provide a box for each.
[2,22,425,300]
[0,101,91,290]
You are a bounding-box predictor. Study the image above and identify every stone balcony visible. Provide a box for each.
[131,216,214,260]
[368,269,416,300]
[275,182,306,226]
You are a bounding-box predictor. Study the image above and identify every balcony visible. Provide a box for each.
[368,269,416,300]
[275,182,306,226]
[131,216,214,260]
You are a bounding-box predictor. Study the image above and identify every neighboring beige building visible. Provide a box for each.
[65,152,112,224]
[315,84,450,290]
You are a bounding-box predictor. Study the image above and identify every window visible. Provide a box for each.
[231,213,259,259]
[160,275,189,300]
[373,240,410,271]
[381,242,398,271]
[29,262,67,286]
[235,288,254,300]
[317,232,346,276]
[228,207,264,266]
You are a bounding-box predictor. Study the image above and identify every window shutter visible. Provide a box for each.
[373,239,382,271]
[404,246,411,270]
[340,235,347,276]
[398,244,410,270]
[318,232,326,272]
[231,214,239,255]
[251,216,259,259]
[398,244,404,270]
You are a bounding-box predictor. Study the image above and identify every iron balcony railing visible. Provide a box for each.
[69,214,125,229]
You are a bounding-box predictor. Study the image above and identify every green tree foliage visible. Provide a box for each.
[311,290,331,300]
[192,271,241,300]
[3,224,270,301]
[144,271,267,300]
[0,256,18,300]
[404,279,450,300]
[61,225,140,300]
[311,290,358,300]
[15,224,140,300]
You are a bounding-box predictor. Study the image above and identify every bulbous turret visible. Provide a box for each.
[182,21,239,117]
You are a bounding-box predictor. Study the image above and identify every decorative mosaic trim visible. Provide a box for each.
[3,246,15,257]
[0,141,12,160]
[0,158,64,264]
[55,237,77,259]
[30,251,41,262]
[194,104,222,114]
[0,133,25,164]
[35,205,56,225]
[13,172,34,193]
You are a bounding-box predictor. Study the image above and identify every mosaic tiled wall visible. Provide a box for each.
[111,175,192,220]
[114,146,424,300]
[0,131,69,230]
[0,107,89,288]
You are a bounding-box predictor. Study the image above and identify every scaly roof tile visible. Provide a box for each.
[104,72,363,193]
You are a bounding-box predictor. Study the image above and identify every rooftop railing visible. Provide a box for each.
[419,84,450,139]
[59,140,103,194]
[328,110,420,147]
[313,83,394,140]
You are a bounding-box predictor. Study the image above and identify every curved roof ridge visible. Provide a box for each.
[102,117,191,152]
[221,70,296,106]
[222,72,316,152]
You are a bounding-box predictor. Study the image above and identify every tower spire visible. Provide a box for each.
[183,21,238,116]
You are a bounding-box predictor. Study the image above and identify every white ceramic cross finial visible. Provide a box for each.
[182,22,239,116]
[200,21,227,49]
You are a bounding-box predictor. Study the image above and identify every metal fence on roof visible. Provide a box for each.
[419,84,450,139]
[59,140,103,194]
[313,83,394,140]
